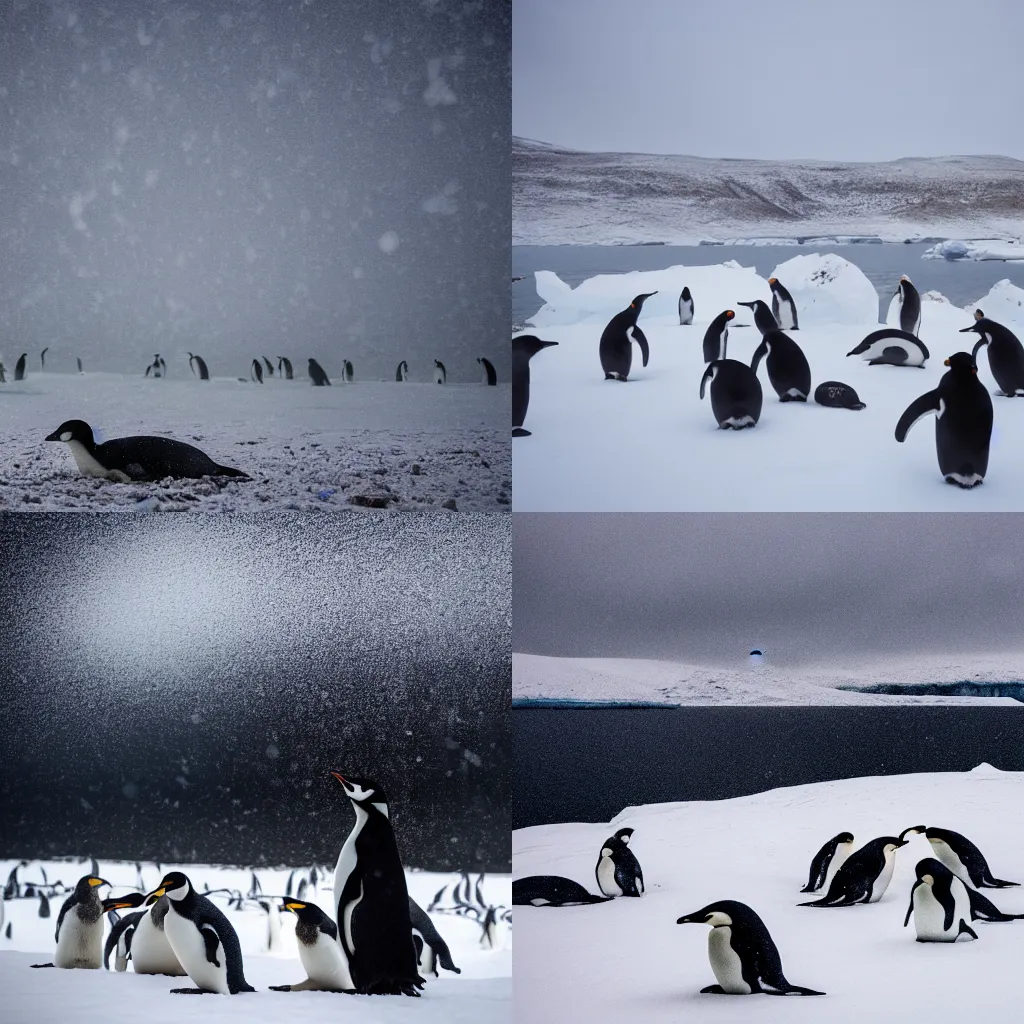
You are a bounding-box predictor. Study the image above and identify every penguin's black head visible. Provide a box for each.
[677,901,741,927]
[974,309,985,320]
[280,899,329,924]
[75,875,111,896]
[914,858,950,883]
[943,352,978,374]
[146,871,191,902]
[681,286,691,299]
[614,827,634,844]
[899,825,927,842]
[737,300,758,310]
[330,772,389,815]
[629,292,657,310]
[103,892,146,912]
[45,419,95,446]
[836,831,855,844]
[513,335,559,358]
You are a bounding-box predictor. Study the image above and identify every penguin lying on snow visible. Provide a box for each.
[847,328,929,367]
[677,901,824,995]
[513,875,611,906]
[31,874,111,969]
[800,832,855,893]
[799,836,907,906]
[901,825,1019,888]
[46,420,250,482]
[269,900,354,992]
[595,827,644,897]
[814,381,865,411]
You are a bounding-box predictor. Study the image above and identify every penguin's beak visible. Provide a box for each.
[282,901,305,913]
[959,325,978,333]
[44,429,62,442]
[539,340,559,349]
[944,358,951,366]
[145,886,167,901]
[676,913,700,924]
[103,898,138,911]
[144,893,161,906]
[329,771,347,786]
[88,878,111,888]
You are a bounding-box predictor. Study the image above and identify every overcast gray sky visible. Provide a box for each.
[513,0,1024,160]
[514,515,1024,664]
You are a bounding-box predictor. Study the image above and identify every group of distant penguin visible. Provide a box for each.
[513,271,1024,488]
[17,773,505,996]
[514,821,1022,997]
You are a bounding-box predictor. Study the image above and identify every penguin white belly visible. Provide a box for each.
[333,833,360,951]
[163,911,230,993]
[868,852,897,902]
[54,913,102,969]
[708,927,751,994]
[913,882,973,942]
[596,856,622,897]
[299,937,354,991]
[343,881,364,952]
[930,844,972,887]
[825,845,853,889]
[64,440,131,483]
[131,913,186,975]
[779,300,795,330]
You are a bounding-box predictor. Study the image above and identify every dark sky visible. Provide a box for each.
[513,0,1024,160]
[514,514,1024,666]
[0,512,511,870]
[0,0,510,381]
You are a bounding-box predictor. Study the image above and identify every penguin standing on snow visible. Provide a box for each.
[251,359,264,383]
[895,353,993,488]
[15,353,27,381]
[329,772,424,996]
[396,360,409,382]
[599,292,655,381]
[768,278,799,330]
[144,871,254,994]
[677,901,824,995]
[434,360,447,384]
[751,331,811,402]
[343,360,354,383]
[262,357,275,378]
[308,358,331,386]
[513,335,558,437]
[905,859,977,942]
[800,832,856,893]
[478,357,497,385]
[702,310,735,363]
[700,351,763,429]
[799,836,908,906]
[187,353,210,380]
[41,347,49,371]
[737,299,780,336]
[894,275,922,336]
[268,900,354,992]
[960,318,1024,396]
[595,828,644,897]
[278,356,294,380]
[678,286,694,325]
[31,874,111,969]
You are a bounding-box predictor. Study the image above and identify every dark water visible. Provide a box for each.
[512,243,1024,326]
[514,708,1024,829]
[843,682,1024,701]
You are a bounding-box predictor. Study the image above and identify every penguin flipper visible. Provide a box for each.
[30,963,55,968]
[982,872,1019,888]
[966,886,1022,921]
[764,984,825,997]
[750,340,768,375]
[512,428,532,437]
[894,391,941,442]
[699,984,726,994]
[699,364,714,400]
[199,923,222,967]
[632,325,650,368]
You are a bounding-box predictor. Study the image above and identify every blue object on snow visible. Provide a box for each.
[317,488,336,500]
[938,240,969,260]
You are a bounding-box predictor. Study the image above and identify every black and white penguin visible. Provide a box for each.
[799,836,908,906]
[737,299,780,336]
[894,275,922,336]
[513,335,558,437]
[262,357,274,377]
[396,360,409,382]
[105,893,187,975]
[960,318,1024,396]
[15,353,26,381]
[329,772,424,996]
[595,833,644,897]
[144,872,254,994]
[31,874,111,969]
[814,381,866,411]
[768,278,799,330]
[102,893,146,971]
[678,286,694,326]
[77,357,83,374]
[677,901,824,996]
[599,292,655,381]
[41,347,49,371]
[434,360,446,385]
[751,331,811,402]
[268,900,354,992]
[512,876,611,906]
[343,360,354,383]
[144,354,167,378]
[45,419,250,481]
[847,328,929,367]
[894,353,993,489]
[700,359,763,429]
[251,359,264,383]
[408,897,461,978]
[187,353,210,380]
[478,357,497,385]
[702,310,735,363]
[902,826,1019,888]
[904,859,977,942]
[800,832,856,893]
[308,358,331,386]
[278,356,294,380]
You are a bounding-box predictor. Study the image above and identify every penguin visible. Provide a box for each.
[700,359,763,429]
[678,286,694,325]
[800,832,856,893]
[479,906,505,950]
[905,859,978,942]
[814,381,866,411]
[308,358,331,386]
[262,357,274,377]
[599,292,655,381]
[343,360,354,383]
[251,359,264,383]
[30,874,111,969]
[847,328,929,367]
[0,361,5,383]
[144,871,254,994]
[41,347,48,371]
[768,278,799,330]
[595,834,644,897]
[109,893,187,975]
[187,352,210,380]
[960,318,1024,396]
[408,897,461,978]
[15,353,26,381]
[39,891,51,918]
[329,772,424,996]
[798,836,907,906]
[751,331,811,402]
[396,360,409,382]
[46,419,250,482]
[434,360,447,385]
[512,876,611,906]
[478,356,497,385]
[702,310,735,363]
[513,335,558,437]
[268,900,354,992]
[76,358,83,374]
[894,352,993,488]
[102,893,146,971]
[278,356,294,380]
[737,299,780,336]
[902,826,1019,888]
[677,901,824,996]
[894,275,922,336]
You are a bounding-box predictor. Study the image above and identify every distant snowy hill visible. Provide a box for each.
[513,137,1024,245]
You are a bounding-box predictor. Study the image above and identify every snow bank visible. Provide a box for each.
[769,253,879,326]
[923,239,1024,261]
[967,279,1024,331]
[514,769,1024,1022]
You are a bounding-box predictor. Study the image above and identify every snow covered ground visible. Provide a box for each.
[0,859,511,1024]
[513,652,1024,706]
[0,373,509,510]
[513,254,1024,511]
[514,765,1024,1022]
